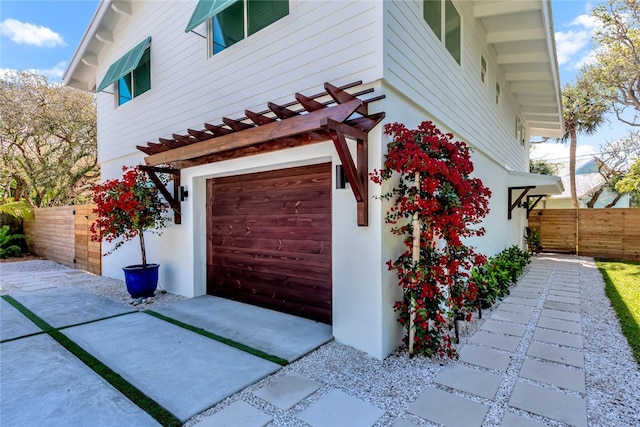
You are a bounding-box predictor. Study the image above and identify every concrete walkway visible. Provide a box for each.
[187,256,590,427]
[1,256,596,426]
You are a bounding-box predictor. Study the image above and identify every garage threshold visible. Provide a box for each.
[151,295,333,363]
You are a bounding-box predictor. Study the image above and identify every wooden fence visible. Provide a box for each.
[23,205,101,275]
[528,208,640,261]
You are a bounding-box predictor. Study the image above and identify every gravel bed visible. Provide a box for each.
[2,256,638,426]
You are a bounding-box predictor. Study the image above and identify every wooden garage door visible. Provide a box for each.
[206,163,332,324]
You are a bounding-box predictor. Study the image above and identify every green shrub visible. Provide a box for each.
[472,246,531,308]
[0,225,25,258]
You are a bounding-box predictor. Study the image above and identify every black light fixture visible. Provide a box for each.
[336,165,349,189]
[180,185,189,201]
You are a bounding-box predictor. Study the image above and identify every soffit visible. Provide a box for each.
[473,0,564,138]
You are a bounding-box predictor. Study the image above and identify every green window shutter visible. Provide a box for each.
[212,1,244,54]
[424,0,441,39]
[185,0,236,33]
[133,48,151,97]
[97,37,152,92]
[444,0,461,64]
[247,0,288,36]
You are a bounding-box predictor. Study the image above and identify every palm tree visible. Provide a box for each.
[560,81,609,208]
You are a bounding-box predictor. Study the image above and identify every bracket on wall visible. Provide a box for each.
[508,186,535,219]
[138,165,182,224]
[323,118,372,226]
[525,195,545,218]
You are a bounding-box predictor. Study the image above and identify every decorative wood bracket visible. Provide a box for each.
[139,165,182,224]
[525,195,545,218]
[508,186,535,219]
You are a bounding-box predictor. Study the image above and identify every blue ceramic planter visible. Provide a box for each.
[122,264,159,298]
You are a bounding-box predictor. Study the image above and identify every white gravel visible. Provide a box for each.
[1,256,638,426]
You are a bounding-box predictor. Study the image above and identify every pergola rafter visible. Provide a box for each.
[138,80,385,225]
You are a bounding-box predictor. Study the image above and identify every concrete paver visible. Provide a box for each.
[500,412,549,427]
[533,327,583,348]
[502,296,538,306]
[491,310,531,325]
[11,287,133,328]
[0,298,41,341]
[546,294,581,305]
[509,381,587,427]
[63,313,281,422]
[537,317,582,334]
[192,401,272,427]
[497,303,535,315]
[297,390,385,427]
[543,301,581,313]
[540,308,582,322]
[458,345,512,372]
[519,359,585,393]
[470,330,521,351]
[526,341,584,368]
[548,289,580,297]
[480,319,526,337]
[435,364,502,399]
[509,290,540,299]
[408,387,489,427]
[391,420,419,427]
[153,296,332,362]
[253,373,321,410]
[0,334,159,427]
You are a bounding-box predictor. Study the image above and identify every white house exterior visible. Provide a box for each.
[65,0,564,359]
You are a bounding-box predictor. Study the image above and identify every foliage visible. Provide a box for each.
[0,224,25,259]
[582,0,640,127]
[560,81,610,208]
[0,71,98,207]
[90,166,170,266]
[472,246,531,308]
[0,200,34,221]
[597,260,640,364]
[587,132,640,208]
[529,159,558,175]
[371,121,491,358]
[616,157,640,195]
[525,227,542,254]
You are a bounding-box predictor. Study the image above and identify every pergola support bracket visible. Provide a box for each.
[139,165,182,224]
[508,186,535,219]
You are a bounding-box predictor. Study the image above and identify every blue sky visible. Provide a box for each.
[0,0,631,160]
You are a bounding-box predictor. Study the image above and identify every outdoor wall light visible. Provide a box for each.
[336,164,349,189]
[180,185,189,201]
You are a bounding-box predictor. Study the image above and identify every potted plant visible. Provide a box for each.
[90,166,170,298]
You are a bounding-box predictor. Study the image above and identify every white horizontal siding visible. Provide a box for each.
[96,0,383,163]
[383,0,527,172]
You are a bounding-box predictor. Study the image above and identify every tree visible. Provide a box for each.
[560,81,609,208]
[616,157,640,201]
[0,71,98,207]
[582,0,640,127]
[586,131,640,208]
[529,159,558,175]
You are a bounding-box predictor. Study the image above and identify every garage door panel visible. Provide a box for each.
[207,163,332,324]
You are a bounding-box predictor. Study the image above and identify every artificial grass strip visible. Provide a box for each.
[145,310,289,366]
[596,260,640,365]
[1,295,182,427]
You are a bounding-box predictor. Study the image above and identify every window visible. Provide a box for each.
[516,116,525,145]
[210,0,288,56]
[423,0,461,64]
[480,55,487,83]
[97,37,152,107]
[117,48,151,106]
[495,82,501,105]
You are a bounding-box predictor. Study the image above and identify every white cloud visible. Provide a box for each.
[570,13,597,30]
[0,18,65,47]
[530,142,597,162]
[555,30,591,65]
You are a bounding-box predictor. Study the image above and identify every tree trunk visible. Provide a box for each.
[569,129,579,208]
[409,172,420,356]
[605,193,624,208]
[139,231,147,266]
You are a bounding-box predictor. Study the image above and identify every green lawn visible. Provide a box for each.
[596,260,640,364]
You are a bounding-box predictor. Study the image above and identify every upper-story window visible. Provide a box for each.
[97,37,152,107]
[423,0,461,64]
[209,0,289,55]
[480,55,487,83]
[118,48,151,106]
[495,82,501,105]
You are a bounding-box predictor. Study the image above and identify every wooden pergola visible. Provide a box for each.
[138,81,385,226]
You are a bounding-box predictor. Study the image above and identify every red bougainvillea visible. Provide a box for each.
[90,166,169,266]
[372,121,491,358]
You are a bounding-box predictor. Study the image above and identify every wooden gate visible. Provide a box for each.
[528,208,640,261]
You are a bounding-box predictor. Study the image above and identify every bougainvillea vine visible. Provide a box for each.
[371,121,492,358]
